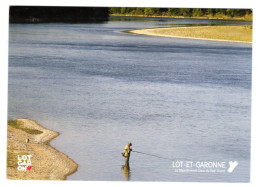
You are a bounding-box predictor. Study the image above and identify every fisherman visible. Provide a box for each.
[122,142,132,164]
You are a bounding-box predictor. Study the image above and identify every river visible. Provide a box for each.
[8,17,251,182]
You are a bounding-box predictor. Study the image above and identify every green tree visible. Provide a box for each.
[144,8,159,16]
[167,8,181,16]
[120,7,127,14]
[135,8,145,15]
[180,8,192,17]
[226,9,235,17]
[109,7,121,14]
[192,8,203,17]
[206,9,216,16]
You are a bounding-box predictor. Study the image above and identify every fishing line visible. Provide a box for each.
[132,150,174,161]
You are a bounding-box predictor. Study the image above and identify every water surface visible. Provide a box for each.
[8,17,251,182]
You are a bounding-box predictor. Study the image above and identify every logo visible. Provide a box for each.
[17,155,32,171]
[228,161,238,173]
[172,160,239,173]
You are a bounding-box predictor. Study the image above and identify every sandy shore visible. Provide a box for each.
[7,118,78,180]
[128,25,252,43]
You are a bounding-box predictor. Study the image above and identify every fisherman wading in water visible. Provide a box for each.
[122,142,132,164]
[121,142,132,180]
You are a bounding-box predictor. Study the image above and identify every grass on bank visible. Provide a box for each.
[7,151,28,168]
[7,151,16,168]
[8,120,43,135]
[135,25,252,43]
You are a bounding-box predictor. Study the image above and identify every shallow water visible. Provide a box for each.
[8,17,251,182]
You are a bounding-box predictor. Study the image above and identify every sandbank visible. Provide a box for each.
[7,118,78,180]
[128,25,252,43]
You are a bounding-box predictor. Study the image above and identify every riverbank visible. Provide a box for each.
[110,14,252,21]
[128,25,252,43]
[7,118,78,180]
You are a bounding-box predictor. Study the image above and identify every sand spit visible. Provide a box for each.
[7,118,78,180]
[128,25,252,43]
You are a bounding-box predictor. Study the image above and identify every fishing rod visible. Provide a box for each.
[132,150,173,161]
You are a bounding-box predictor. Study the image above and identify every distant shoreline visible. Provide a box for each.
[127,25,252,43]
[110,14,253,22]
[7,119,78,180]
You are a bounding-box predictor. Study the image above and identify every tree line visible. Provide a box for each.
[9,6,109,23]
[109,8,252,18]
[9,7,252,23]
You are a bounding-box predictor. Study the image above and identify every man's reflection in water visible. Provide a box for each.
[121,162,130,180]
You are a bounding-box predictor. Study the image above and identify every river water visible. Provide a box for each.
[8,17,252,182]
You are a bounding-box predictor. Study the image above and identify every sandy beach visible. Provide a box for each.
[7,118,78,180]
[128,25,252,43]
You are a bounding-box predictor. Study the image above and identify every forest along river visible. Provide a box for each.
[8,17,252,182]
